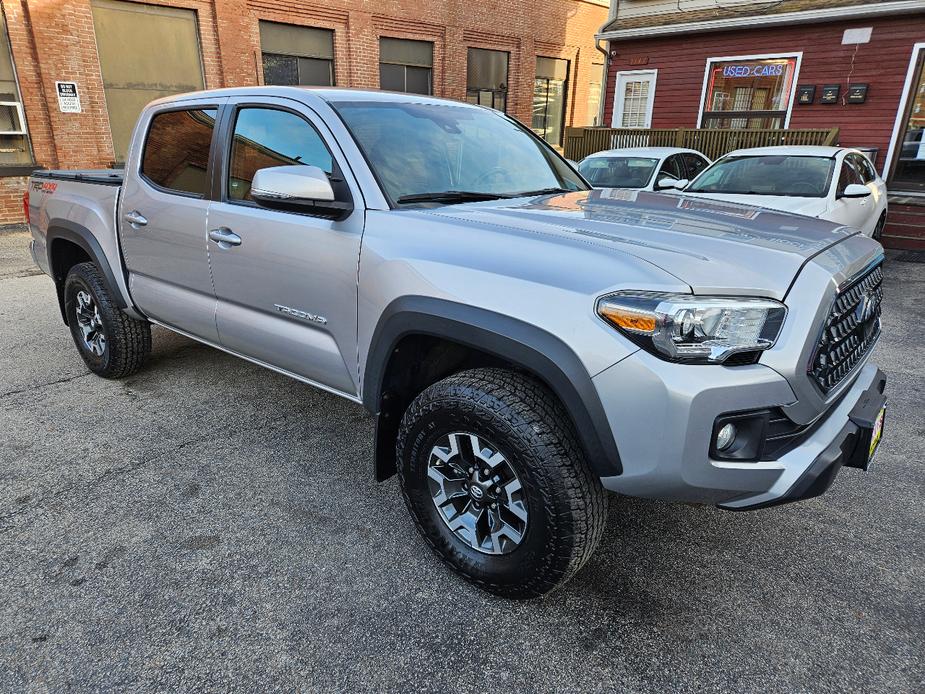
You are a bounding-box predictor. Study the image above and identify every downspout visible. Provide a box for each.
[595,38,609,127]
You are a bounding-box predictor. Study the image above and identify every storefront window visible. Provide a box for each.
[260,21,334,87]
[466,48,508,112]
[700,56,798,130]
[891,50,925,191]
[0,9,31,167]
[532,57,569,146]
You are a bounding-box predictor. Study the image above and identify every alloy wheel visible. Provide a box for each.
[427,432,528,555]
[74,290,107,356]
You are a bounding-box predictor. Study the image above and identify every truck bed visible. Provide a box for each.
[32,169,124,186]
[28,168,134,310]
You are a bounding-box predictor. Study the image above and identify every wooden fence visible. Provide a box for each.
[563,127,841,162]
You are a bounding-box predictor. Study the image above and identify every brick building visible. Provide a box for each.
[597,0,925,249]
[0,0,609,226]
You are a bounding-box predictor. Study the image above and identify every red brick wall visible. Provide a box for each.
[0,176,26,225]
[0,0,608,225]
[603,15,925,173]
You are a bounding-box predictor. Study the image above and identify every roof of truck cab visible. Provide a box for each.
[149,86,486,110]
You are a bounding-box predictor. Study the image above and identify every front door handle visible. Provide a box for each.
[209,227,242,248]
[124,210,147,227]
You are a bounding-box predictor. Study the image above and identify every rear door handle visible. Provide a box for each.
[209,227,242,248]
[124,210,147,227]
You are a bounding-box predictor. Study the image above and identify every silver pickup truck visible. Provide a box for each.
[27,87,887,598]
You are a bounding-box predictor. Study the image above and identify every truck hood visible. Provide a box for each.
[421,189,855,299]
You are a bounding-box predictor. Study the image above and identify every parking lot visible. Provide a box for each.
[0,229,922,692]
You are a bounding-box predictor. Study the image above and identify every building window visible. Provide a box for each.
[379,38,433,95]
[141,109,216,197]
[699,55,799,130]
[466,48,508,112]
[260,21,334,87]
[612,70,657,128]
[532,57,569,146]
[91,0,205,163]
[0,9,31,167]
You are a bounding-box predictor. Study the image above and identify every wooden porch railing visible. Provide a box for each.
[563,127,841,162]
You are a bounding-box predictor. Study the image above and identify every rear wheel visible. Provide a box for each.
[64,262,151,378]
[397,368,607,598]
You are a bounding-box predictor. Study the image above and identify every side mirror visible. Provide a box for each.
[656,177,687,191]
[250,165,352,219]
[840,183,872,199]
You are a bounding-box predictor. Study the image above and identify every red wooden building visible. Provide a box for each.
[596,0,925,249]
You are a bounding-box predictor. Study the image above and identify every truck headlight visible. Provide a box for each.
[597,292,786,364]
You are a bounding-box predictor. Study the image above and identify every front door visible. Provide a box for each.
[829,154,881,236]
[206,97,363,396]
[119,100,225,341]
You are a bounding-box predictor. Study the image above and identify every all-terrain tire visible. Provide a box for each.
[64,262,151,379]
[397,367,608,599]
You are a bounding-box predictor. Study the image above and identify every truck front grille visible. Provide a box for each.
[809,263,883,393]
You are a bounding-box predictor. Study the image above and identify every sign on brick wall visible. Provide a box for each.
[55,82,82,113]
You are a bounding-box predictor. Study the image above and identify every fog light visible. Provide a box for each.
[716,423,737,451]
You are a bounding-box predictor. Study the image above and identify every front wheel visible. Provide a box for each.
[873,212,886,241]
[64,262,151,379]
[397,368,607,598]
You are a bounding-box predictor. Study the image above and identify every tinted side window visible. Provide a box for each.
[660,155,684,180]
[682,153,709,180]
[228,107,333,201]
[142,109,217,196]
[838,158,864,193]
[849,153,876,183]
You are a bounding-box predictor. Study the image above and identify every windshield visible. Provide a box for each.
[331,100,587,204]
[577,156,659,189]
[686,155,835,197]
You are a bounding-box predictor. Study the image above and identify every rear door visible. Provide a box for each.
[206,96,364,396]
[119,98,226,341]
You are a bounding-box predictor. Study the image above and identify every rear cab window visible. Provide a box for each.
[141,108,217,196]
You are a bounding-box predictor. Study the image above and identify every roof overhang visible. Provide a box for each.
[596,1,925,41]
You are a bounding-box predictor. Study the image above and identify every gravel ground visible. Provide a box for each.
[0,230,922,692]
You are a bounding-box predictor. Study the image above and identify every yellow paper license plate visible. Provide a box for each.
[869,406,886,462]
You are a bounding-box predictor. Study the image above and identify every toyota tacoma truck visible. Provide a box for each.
[26,87,887,598]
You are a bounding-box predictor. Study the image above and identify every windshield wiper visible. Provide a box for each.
[396,190,512,204]
[509,187,574,197]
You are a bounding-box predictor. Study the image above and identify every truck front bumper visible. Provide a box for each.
[593,350,885,510]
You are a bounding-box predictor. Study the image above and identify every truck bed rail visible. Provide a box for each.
[32,169,124,186]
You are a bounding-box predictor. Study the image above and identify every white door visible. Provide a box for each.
[612,70,657,129]
[827,155,878,235]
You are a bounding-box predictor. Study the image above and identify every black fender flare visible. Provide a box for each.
[46,220,126,323]
[363,296,622,479]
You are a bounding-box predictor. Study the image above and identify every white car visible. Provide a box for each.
[682,146,888,239]
[578,147,711,192]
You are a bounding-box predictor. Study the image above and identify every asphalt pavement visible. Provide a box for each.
[0,230,922,692]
